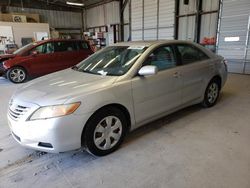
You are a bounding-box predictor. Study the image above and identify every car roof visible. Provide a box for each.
[111,40,196,47]
[35,39,88,45]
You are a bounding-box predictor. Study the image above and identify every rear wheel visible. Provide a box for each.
[202,79,220,107]
[7,67,27,83]
[83,107,127,156]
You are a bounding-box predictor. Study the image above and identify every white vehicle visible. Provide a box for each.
[8,40,227,156]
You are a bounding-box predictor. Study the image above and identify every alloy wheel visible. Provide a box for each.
[9,68,26,83]
[207,83,219,104]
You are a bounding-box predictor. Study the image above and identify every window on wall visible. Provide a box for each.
[176,0,220,52]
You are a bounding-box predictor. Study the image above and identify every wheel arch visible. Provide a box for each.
[81,103,131,145]
[8,65,28,73]
[210,75,222,90]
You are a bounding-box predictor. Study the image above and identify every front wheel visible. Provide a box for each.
[83,107,127,156]
[202,79,220,107]
[7,67,27,83]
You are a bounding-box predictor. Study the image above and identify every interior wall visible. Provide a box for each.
[0,21,50,47]
[7,6,82,29]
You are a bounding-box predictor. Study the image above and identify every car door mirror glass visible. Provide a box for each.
[138,65,158,76]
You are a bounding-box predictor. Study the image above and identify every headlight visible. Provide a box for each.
[29,102,81,121]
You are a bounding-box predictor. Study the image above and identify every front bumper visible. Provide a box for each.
[7,100,92,153]
[0,62,7,76]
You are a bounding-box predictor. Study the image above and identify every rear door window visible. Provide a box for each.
[176,44,209,65]
[54,41,77,52]
[78,41,89,50]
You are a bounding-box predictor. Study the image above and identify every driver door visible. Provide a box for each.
[131,45,182,125]
[27,42,57,76]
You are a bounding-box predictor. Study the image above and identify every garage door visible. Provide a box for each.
[217,0,250,74]
[131,0,175,41]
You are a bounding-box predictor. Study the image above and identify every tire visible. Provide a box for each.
[83,107,127,156]
[202,79,220,108]
[7,67,27,84]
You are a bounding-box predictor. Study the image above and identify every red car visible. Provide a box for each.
[0,39,93,83]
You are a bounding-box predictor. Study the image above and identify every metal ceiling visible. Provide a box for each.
[0,0,118,12]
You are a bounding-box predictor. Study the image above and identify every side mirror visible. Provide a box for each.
[31,50,39,56]
[138,65,158,76]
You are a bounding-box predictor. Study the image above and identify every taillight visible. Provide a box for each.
[222,59,228,71]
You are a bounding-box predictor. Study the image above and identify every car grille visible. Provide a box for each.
[8,104,30,121]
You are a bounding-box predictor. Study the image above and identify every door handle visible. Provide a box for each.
[173,72,180,78]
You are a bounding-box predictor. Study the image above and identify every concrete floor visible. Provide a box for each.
[0,74,250,188]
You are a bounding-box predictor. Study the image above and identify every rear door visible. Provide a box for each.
[76,41,93,62]
[53,41,79,70]
[174,44,212,105]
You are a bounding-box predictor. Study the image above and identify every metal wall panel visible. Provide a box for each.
[131,0,175,41]
[104,1,120,25]
[86,1,120,28]
[217,0,250,74]
[144,0,157,39]
[200,13,218,42]
[178,16,196,41]
[8,6,82,28]
[179,0,197,15]
[158,28,174,39]
[123,1,129,24]
[86,6,105,28]
[131,0,143,41]
[202,0,219,11]
[144,29,157,40]
[178,0,197,41]
[144,0,157,28]
[158,0,175,39]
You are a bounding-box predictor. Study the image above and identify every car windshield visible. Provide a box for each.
[74,46,147,76]
[13,42,37,55]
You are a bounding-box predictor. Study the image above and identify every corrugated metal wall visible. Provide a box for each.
[158,0,175,39]
[86,1,120,28]
[178,0,197,41]
[131,0,175,41]
[8,6,82,28]
[131,0,143,40]
[200,0,219,43]
[217,0,250,74]
[177,0,219,53]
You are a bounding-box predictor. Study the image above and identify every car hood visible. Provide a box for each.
[14,68,118,106]
[0,54,16,61]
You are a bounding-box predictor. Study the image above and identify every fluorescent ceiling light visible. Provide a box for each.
[66,1,84,6]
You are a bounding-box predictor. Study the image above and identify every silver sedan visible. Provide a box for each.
[8,40,227,156]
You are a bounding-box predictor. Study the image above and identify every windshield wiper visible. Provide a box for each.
[71,65,79,70]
